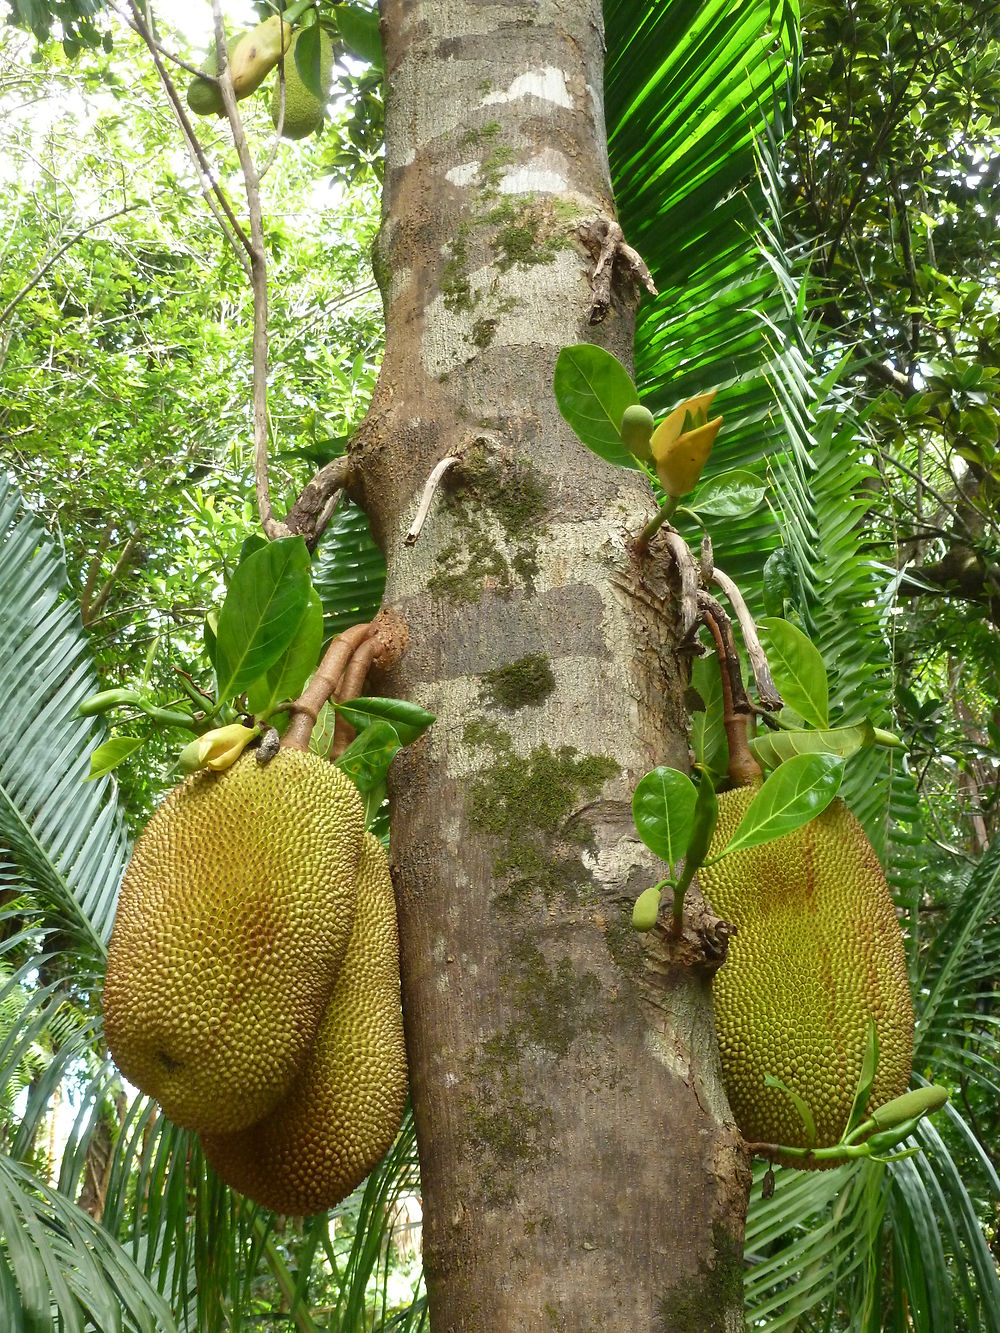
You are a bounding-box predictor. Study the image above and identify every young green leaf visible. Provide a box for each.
[553,345,639,470]
[749,719,876,768]
[682,769,719,881]
[214,537,312,703]
[334,696,435,746]
[84,736,146,781]
[688,469,765,518]
[843,1017,879,1139]
[335,720,403,793]
[764,1073,817,1148]
[718,753,845,857]
[632,767,698,871]
[246,590,324,717]
[758,617,830,729]
[689,654,727,783]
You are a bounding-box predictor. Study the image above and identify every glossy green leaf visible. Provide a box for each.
[334,695,435,746]
[553,345,639,470]
[688,468,766,517]
[632,767,698,870]
[214,536,311,703]
[749,719,876,768]
[719,753,845,857]
[334,3,384,70]
[245,590,323,716]
[83,736,146,781]
[335,720,402,794]
[293,22,324,98]
[758,617,830,729]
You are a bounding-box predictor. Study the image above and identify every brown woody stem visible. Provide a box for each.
[282,622,374,751]
[700,600,761,787]
[331,637,380,758]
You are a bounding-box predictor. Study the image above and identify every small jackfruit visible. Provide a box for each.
[186,39,233,116]
[271,29,334,140]
[103,749,364,1134]
[696,790,913,1157]
[200,833,408,1214]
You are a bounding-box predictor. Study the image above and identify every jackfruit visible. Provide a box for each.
[229,15,292,99]
[271,28,334,140]
[103,749,364,1134]
[186,39,233,116]
[696,790,913,1156]
[200,832,408,1214]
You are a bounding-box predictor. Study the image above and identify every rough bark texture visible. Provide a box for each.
[355,3,751,1328]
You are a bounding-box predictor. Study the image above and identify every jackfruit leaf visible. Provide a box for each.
[334,3,384,70]
[308,699,337,759]
[335,720,402,794]
[764,1073,818,1149]
[293,22,323,98]
[843,1017,880,1139]
[761,547,794,618]
[689,653,727,783]
[719,752,845,857]
[632,767,698,872]
[204,608,218,670]
[683,769,719,880]
[757,616,830,729]
[246,590,323,716]
[214,536,312,702]
[553,345,639,470]
[334,696,435,746]
[688,468,765,518]
[749,719,877,769]
[238,534,267,566]
[83,736,146,781]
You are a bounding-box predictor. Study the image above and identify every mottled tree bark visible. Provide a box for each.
[354,3,751,1328]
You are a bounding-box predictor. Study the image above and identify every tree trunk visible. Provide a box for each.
[356,3,751,1327]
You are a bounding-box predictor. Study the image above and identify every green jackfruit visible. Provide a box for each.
[201,833,408,1214]
[103,749,364,1134]
[186,17,290,116]
[186,39,234,116]
[696,791,913,1158]
[271,28,334,140]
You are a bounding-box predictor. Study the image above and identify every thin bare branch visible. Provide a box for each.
[210,0,288,539]
[405,455,461,545]
[710,565,784,711]
[659,529,700,640]
[124,0,252,274]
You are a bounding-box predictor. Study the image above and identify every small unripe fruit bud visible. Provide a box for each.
[179,724,258,774]
[632,886,662,931]
[620,404,656,462]
[870,1085,948,1129]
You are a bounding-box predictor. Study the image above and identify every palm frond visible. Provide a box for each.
[0,475,129,960]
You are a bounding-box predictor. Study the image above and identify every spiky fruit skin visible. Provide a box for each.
[271,29,334,140]
[697,791,914,1158]
[103,750,364,1134]
[201,833,408,1214]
